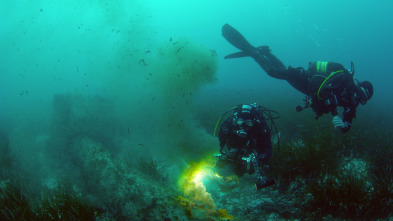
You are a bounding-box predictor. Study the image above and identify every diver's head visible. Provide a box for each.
[357,81,373,105]
[233,104,258,137]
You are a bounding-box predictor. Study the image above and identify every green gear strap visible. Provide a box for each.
[317,70,344,100]
[316,61,328,73]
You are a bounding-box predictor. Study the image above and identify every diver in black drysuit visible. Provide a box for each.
[221,24,374,133]
[218,105,272,164]
[217,103,275,189]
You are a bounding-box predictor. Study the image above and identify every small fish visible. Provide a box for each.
[139,59,147,66]
[20,90,28,96]
[176,47,184,53]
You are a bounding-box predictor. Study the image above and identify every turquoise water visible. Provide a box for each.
[1,0,393,220]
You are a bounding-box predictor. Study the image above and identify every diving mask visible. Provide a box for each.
[235,118,253,137]
[236,118,254,127]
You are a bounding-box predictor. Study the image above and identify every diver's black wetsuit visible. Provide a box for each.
[254,52,360,132]
[222,24,363,133]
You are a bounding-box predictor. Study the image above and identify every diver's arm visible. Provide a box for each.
[341,107,356,133]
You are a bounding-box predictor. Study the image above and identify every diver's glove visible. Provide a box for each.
[332,116,350,128]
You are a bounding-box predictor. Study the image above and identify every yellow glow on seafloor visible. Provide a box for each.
[176,154,234,220]
[178,155,217,211]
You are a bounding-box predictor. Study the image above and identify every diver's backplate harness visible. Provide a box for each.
[296,61,355,113]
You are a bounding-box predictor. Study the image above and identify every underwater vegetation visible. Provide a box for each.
[1,90,393,220]
[39,186,102,220]
[2,97,393,220]
[0,180,100,220]
[0,150,186,221]
[269,108,393,220]
[0,181,36,220]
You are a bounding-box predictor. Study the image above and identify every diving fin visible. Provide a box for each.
[224,51,248,59]
[256,46,271,53]
[225,46,271,59]
[222,24,258,56]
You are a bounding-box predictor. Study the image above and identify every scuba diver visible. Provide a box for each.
[215,103,277,190]
[221,24,374,133]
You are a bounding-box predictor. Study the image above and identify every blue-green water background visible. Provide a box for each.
[1,0,393,218]
[2,0,392,121]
